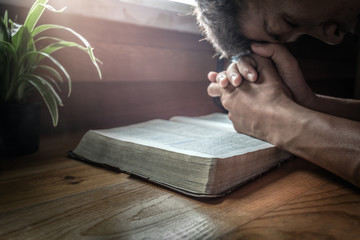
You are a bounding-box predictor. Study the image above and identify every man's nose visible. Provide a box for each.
[311,23,345,45]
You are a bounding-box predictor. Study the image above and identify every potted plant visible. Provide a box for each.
[0,0,102,155]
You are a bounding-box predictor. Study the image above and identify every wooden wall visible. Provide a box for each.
[0,3,220,134]
[1,3,358,135]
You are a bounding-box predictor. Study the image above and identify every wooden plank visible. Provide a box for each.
[0,133,84,178]
[0,161,129,213]
[1,4,216,84]
[40,81,221,133]
[53,12,210,52]
[0,4,211,51]
[0,158,328,239]
[53,41,216,82]
[224,178,360,239]
[0,134,130,212]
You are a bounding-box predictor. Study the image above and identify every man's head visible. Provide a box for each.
[195,0,360,58]
[194,0,251,58]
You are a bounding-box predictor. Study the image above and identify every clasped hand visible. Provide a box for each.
[207,44,314,144]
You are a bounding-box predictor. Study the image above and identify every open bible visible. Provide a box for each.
[71,113,291,197]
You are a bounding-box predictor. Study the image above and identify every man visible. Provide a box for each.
[194,0,360,187]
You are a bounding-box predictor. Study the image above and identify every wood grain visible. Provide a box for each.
[2,134,359,239]
[0,160,323,239]
[0,133,128,212]
[0,163,129,213]
[1,3,216,83]
[39,81,221,134]
[1,4,359,239]
[225,181,360,239]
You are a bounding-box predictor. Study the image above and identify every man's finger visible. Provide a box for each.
[207,82,222,97]
[216,71,230,88]
[225,62,243,86]
[251,43,298,73]
[236,56,258,82]
[208,71,218,83]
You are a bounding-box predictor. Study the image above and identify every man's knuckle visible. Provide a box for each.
[228,112,234,121]
[222,98,231,110]
[207,85,216,96]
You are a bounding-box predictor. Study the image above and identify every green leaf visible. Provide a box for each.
[33,24,102,79]
[20,51,72,96]
[23,0,49,32]
[35,36,103,64]
[20,74,62,126]
[0,40,17,59]
[36,64,63,83]
[16,79,36,102]
[39,4,66,14]
[0,13,10,42]
[41,74,62,92]
[12,26,36,67]
[0,40,18,102]
[19,73,63,105]
[20,1,66,49]
[34,36,64,44]
[10,24,22,54]
[38,40,88,62]
[2,10,8,25]
[1,0,102,126]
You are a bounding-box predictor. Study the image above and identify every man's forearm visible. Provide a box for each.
[305,94,360,121]
[272,101,360,187]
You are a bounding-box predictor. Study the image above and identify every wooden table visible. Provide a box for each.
[1,133,360,239]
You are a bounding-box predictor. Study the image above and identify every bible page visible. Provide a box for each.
[92,118,273,159]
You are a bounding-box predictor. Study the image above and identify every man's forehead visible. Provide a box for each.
[239,2,276,43]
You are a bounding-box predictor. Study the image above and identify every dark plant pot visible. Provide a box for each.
[0,102,41,156]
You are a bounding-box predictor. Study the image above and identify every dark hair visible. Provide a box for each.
[194,0,251,58]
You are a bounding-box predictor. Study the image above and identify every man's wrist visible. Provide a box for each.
[267,99,308,149]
